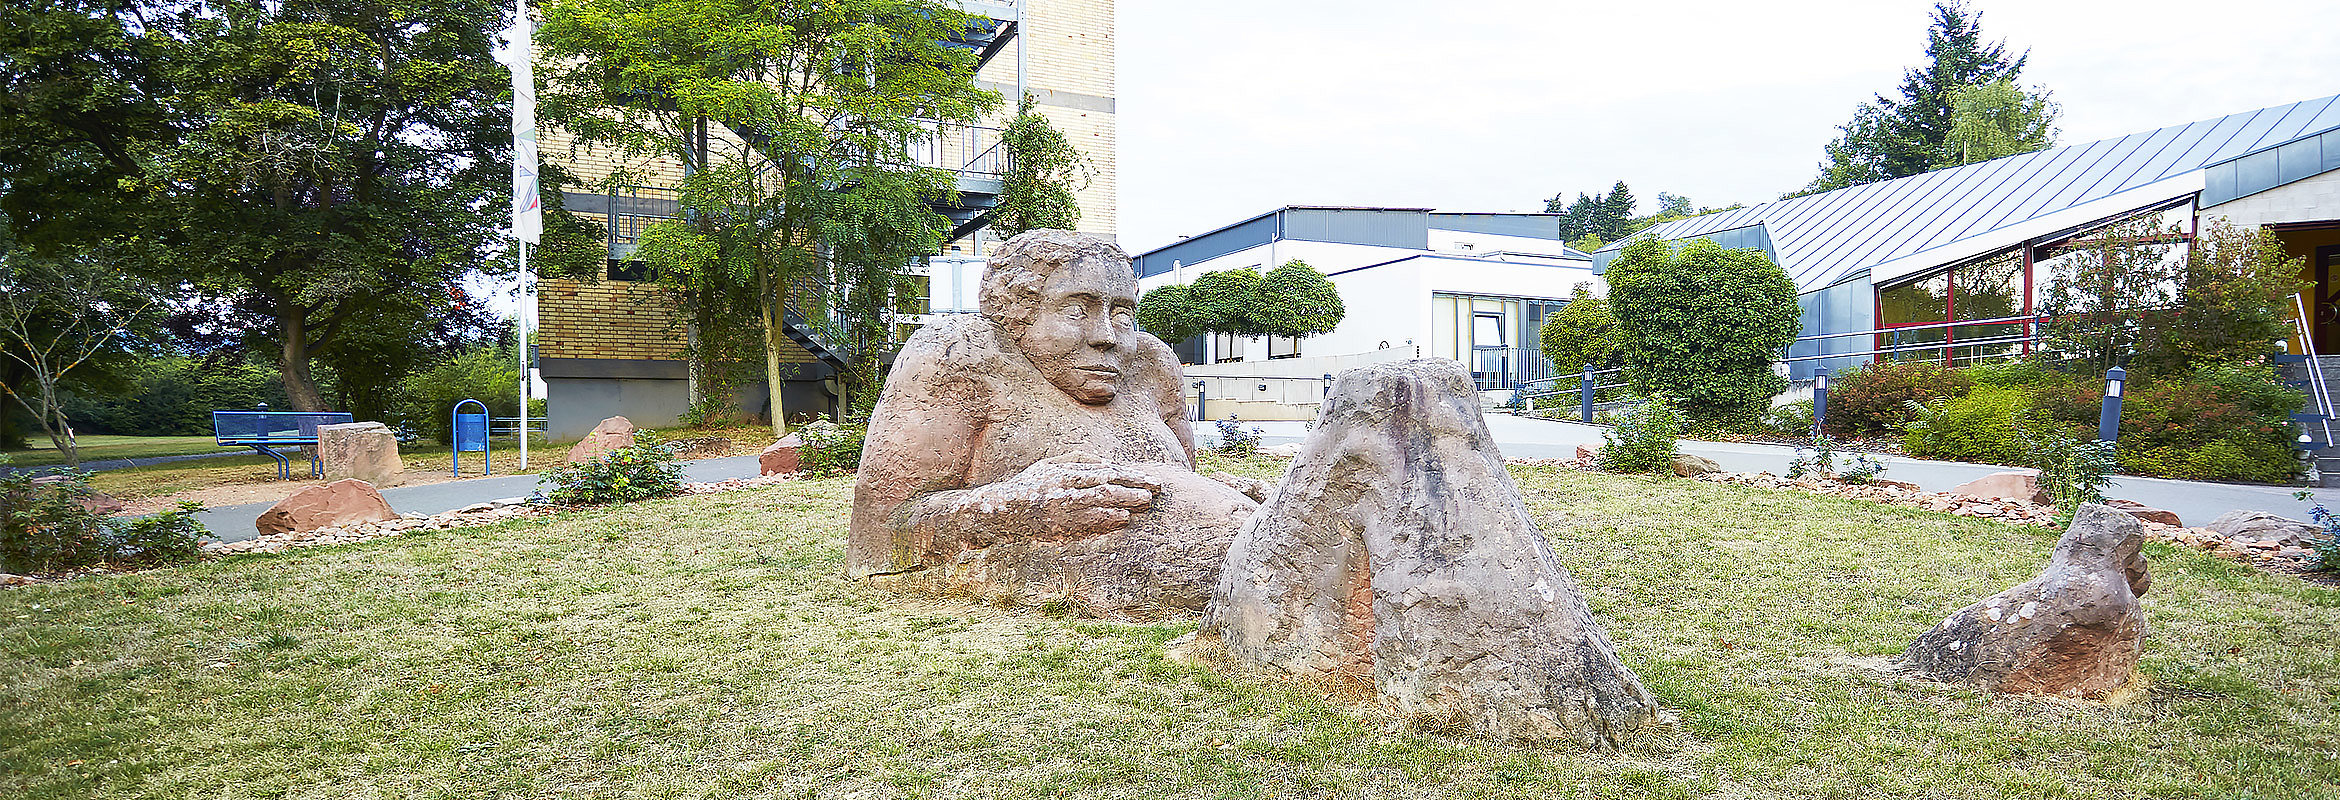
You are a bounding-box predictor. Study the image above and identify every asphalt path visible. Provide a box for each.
[193,415,2335,544]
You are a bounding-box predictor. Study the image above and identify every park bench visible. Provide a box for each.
[211,406,354,480]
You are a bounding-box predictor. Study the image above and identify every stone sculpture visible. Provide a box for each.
[847,230,1258,617]
[317,421,403,486]
[1902,503,2150,698]
[1201,359,1661,747]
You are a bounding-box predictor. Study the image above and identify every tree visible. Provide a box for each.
[1599,181,1638,242]
[0,245,159,467]
[538,0,997,432]
[2038,214,2183,371]
[0,0,515,413]
[1936,78,2058,169]
[1606,238,1801,422]
[1135,261,1345,343]
[1538,285,1622,372]
[991,94,1092,237]
[1656,193,1695,218]
[1797,1,2031,194]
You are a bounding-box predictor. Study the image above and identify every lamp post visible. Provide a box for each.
[1579,364,1596,424]
[2097,367,2126,443]
[1812,367,1831,439]
[1193,379,1207,422]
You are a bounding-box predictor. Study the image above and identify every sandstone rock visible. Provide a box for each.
[1869,479,1922,492]
[27,475,125,515]
[317,422,403,486]
[1204,359,1660,747]
[848,231,1257,617]
[2105,498,2182,527]
[566,416,637,464]
[1575,443,1599,461]
[254,479,398,535]
[1902,503,2149,698]
[2205,510,2321,548]
[1950,471,2051,506]
[759,434,805,475]
[1670,453,1722,477]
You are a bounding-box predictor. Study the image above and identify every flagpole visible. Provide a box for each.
[518,240,530,471]
[504,0,539,472]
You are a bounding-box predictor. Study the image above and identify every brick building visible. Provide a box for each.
[535,0,1117,439]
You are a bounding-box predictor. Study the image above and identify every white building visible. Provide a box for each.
[1131,207,1599,394]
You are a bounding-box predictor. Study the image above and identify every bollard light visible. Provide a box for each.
[1812,366,1831,438]
[2097,366,2126,443]
[1579,364,1597,424]
[1193,379,1207,422]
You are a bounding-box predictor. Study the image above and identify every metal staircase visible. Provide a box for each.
[2282,293,2340,486]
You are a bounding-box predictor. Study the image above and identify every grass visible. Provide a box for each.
[2,458,2335,798]
[2,435,224,468]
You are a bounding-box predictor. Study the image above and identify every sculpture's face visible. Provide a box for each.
[1016,253,1140,405]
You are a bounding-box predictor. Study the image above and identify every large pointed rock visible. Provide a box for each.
[317,421,403,486]
[1202,359,1660,747]
[1903,503,2150,698]
[254,479,398,535]
[566,416,636,464]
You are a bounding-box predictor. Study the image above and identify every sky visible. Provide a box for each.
[1115,0,2340,255]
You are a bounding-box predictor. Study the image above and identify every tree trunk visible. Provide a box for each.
[758,267,787,436]
[279,312,327,411]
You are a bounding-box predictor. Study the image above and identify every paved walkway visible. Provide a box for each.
[196,416,2336,544]
[2,449,245,477]
[1223,414,2340,528]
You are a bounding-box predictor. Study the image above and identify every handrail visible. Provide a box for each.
[1794,313,2041,342]
[2292,293,2335,446]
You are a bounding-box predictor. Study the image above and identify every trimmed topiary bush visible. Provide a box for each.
[1606,238,1801,424]
[1538,285,1622,372]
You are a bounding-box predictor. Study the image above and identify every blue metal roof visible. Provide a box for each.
[1135,206,1573,279]
[1612,93,2340,291]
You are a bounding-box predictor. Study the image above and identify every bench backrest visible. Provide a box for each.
[213,411,356,444]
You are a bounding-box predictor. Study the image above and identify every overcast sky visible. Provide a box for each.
[1115,0,2339,254]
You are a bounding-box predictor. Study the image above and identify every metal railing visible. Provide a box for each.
[908,122,1007,180]
[1467,347,1560,391]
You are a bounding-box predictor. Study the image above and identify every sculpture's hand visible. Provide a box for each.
[960,452,1160,540]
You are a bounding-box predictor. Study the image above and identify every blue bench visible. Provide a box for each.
[212,406,355,480]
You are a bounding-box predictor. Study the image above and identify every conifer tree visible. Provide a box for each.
[1797,1,2033,195]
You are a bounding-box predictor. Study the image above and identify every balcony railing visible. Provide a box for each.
[908,122,1008,180]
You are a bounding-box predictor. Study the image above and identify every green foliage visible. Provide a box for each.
[402,343,521,444]
[1606,238,1801,423]
[1544,183,1731,246]
[2016,419,2117,522]
[1760,399,1816,437]
[1787,434,1889,484]
[2106,365,2301,484]
[2133,219,2309,374]
[1538,286,1623,372]
[1135,284,1205,343]
[1597,398,1681,476]
[1824,360,1973,437]
[1186,268,1271,336]
[63,356,287,436]
[1937,78,2059,169]
[2305,501,2340,572]
[1899,387,2029,464]
[2038,214,2185,371]
[1254,261,1345,337]
[1212,416,1261,458]
[542,438,685,505]
[1797,1,2034,194]
[992,95,1091,237]
[1,470,206,573]
[794,420,867,475]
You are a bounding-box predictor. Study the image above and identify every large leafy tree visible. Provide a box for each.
[1797,1,2034,195]
[1936,78,2058,169]
[1135,261,1345,344]
[0,240,161,467]
[1606,238,1800,423]
[537,0,996,430]
[0,0,513,412]
[990,94,1092,237]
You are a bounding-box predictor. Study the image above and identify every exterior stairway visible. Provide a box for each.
[2278,353,2340,487]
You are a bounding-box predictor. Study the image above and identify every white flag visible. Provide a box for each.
[497,0,541,244]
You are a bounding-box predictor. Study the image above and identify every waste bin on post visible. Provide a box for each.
[453,399,491,476]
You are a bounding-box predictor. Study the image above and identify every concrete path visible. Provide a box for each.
[2,449,246,477]
[1217,414,2340,528]
[200,455,763,544]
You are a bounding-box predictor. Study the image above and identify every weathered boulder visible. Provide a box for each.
[317,422,403,486]
[1670,453,1722,477]
[759,433,805,475]
[254,479,398,535]
[1203,359,1660,747]
[565,416,637,464]
[1950,471,2051,505]
[2204,509,2321,548]
[27,475,124,515]
[2106,498,2182,527]
[1902,503,2150,698]
[848,231,1258,618]
[1575,443,1599,461]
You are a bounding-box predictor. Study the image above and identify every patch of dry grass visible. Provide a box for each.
[1,458,2334,798]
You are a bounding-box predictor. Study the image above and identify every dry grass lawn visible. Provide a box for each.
[1,455,2334,798]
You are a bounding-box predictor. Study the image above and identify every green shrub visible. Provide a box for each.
[1,471,208,573]
[1900,387,2028,464]
[796,420,868,474]
[1598,397,1682,476]
[1760,400,1816,437]
[1606,238,1801,424]
[2017,420,2117,522]
[2109,366,2300,484]
[1538,286,1623,373]
[403,344,522,444]
[1825,360,1972,437]
[541,438,685,505]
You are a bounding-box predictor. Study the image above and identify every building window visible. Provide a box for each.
[1472,313,1507,348]
[607,259,652,282]
[1213,332,1246,363]
[1268,336,1301,359]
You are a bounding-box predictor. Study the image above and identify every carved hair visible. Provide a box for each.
[978,230,1135,330]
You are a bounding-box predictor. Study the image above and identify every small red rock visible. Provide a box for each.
[760,433,805,476]
[254,479,397,535]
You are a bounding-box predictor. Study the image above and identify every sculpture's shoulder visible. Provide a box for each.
[1122,332,1186,398]
[892,314,1015,379]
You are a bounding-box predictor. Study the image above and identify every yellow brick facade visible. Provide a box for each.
[536,278,686,361]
